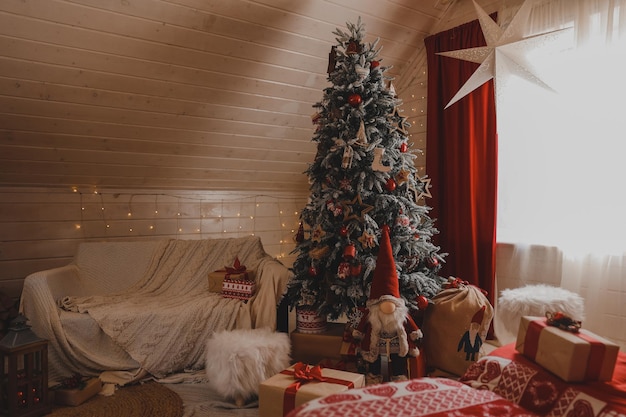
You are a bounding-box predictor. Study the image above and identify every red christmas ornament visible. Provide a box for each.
[385,178,397,191]
[399,142,408,153]
[339,226,349,237]
[428,256,439,267]
[343,243,356,260]
[308,266,317,276]
[348,93,362,107]
[371,60,380,69]
[416,295,429,311]
[350,263,362,277]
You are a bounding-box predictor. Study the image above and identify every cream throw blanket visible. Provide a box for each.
[54,237,278,379]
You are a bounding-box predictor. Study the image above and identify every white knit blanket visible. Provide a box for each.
[57,237,273,378]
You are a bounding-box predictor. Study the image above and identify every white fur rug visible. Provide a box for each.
[495,284,585,346]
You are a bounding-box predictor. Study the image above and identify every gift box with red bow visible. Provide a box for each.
[258,362,365,417]
[208,257,256,300]
[516,315,619,382]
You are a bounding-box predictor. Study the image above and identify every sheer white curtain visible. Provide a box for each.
[496,0,626,349]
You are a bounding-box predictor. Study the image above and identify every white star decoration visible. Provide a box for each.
[438,0,570,110]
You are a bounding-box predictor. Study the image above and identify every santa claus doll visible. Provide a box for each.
[352,225,422,382]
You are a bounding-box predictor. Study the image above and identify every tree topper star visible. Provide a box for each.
[438,0,570,110]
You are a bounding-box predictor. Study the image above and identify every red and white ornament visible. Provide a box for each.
[338,262,351,279]
[395,213,410,227]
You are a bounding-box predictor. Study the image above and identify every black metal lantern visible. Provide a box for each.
[0,314,50,417]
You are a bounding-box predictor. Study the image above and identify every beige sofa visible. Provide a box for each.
[20,236,291,384]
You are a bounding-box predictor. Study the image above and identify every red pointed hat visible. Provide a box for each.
[471,306,486,324]
[369,225,400,301]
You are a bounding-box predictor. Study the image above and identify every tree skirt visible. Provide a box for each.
[48,382,183,417]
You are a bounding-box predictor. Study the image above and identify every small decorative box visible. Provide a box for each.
[208,257,256,300]
[258,362,364,417]
[516,315,619,382]
[53,377,102,406]
[221,277,256,301]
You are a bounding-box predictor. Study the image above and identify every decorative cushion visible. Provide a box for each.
[495,284,585,345]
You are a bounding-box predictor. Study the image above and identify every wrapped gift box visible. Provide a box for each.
[52,377,102,406]
[290,322,345,363]
[516,315,619,382]
[208,257,256,300]
[221,276,256,300]
[258,363,364,417]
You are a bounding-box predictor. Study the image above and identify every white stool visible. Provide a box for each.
[494,284,585,346]
[205,328,291,406]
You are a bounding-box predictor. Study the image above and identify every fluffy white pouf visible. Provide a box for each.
[495,284,585,346]
[205,328,291,406]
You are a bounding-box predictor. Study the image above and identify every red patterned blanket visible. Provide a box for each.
[286,378,535,417]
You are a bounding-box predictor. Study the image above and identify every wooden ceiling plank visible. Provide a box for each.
[0,144,312,168]
[1,130,315,159]
[0,115,316,147]
[0,97,313,138]
[0,77,314,129]
[0,172,309,192]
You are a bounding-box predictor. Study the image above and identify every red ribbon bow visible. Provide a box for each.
[444,277,488,296]
[444,277,469,289]
[224,257,246,275]
[280,362,354,416]
[291,362,325,383]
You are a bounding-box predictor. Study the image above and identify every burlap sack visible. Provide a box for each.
[422,277,494,376]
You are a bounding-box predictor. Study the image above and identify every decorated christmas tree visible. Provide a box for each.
[286,18,446,324]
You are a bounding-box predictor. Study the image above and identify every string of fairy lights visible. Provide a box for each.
[71,187,305,260]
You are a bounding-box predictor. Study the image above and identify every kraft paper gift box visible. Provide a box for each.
[53,377,102,406]
[516,315,619,382]
[258,363,364,417]
[290,322,345,363]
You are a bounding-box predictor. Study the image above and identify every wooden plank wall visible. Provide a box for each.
[0,186,308,302]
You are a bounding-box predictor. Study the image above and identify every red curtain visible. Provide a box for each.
[424,18,498,305]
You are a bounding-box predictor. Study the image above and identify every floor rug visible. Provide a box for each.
[48,381,183,417]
